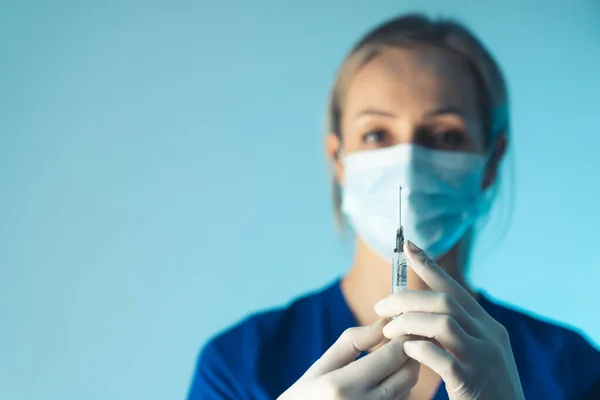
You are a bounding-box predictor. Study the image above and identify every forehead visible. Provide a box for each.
[342,46,480,119]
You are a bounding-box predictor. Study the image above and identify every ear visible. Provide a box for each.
[482,133,508,189]
[326,133,344,185]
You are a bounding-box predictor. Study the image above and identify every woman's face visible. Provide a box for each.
[328,46,491,184]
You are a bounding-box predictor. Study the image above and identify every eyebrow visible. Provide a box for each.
[353,106,467,121]
[353,109,398,121]
[424,106,467,118]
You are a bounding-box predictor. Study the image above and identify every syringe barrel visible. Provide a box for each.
[392,252,408,294]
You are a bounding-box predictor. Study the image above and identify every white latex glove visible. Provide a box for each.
[277,319,420,400]
[374,241,525,400]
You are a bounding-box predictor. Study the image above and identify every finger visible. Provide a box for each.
[365,358,420,400]
[374,290,480,336]
[382,312,475,359]
[404,241,484,317]
[403,340,465,392]
[330,337,410,390]
[304,319,387,378]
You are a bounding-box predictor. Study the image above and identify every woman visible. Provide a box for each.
[189,14,600,400]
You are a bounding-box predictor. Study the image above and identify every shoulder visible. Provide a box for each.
[481,293,600,398]
[188,281,339,399]
[206,280,336,358]
[482,293,599,355]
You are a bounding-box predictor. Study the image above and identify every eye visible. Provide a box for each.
[415,126,470,150]
[432,128,468,149]
[361,129,389,146]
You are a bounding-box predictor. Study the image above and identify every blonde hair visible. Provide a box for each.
[327,14,509,223]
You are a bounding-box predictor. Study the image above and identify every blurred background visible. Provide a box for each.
[1,0,599,399]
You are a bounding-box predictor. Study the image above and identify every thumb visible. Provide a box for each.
[303,319,387,378]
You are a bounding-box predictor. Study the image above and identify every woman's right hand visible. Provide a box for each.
[277,319,420,400]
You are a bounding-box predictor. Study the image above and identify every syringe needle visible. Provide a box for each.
[399,185,402,229]
[392,184,407,296]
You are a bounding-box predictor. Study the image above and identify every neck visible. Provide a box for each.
[341,236,475,326]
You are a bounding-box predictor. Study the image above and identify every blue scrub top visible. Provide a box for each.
[189,280,600,399]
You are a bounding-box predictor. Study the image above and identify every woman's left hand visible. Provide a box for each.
[374,241,525,400]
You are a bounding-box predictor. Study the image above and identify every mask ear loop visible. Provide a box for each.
[474,127,510,259]
[482,128,506,190]
[332,137,347,232]
[483,106,509,185]
[334,143,342,160]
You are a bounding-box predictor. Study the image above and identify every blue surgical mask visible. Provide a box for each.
[341,143,494,260]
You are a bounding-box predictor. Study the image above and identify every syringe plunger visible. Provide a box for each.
[394,186,404,253]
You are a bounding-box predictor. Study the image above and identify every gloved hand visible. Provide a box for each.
[277,318,419,400]
[374,241,526,400]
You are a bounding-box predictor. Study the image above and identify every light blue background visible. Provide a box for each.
[1,1,599,399]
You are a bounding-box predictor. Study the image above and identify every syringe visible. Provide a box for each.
[392,186,408,294]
